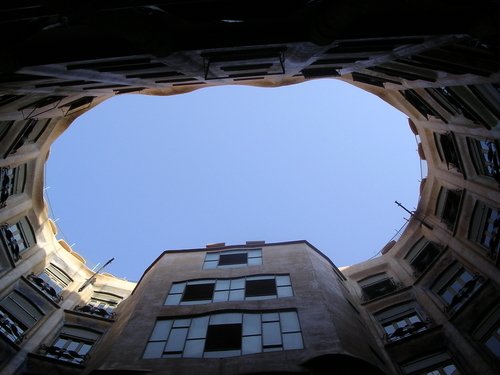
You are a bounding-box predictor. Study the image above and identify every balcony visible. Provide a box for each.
[38,344,88,365]
[74,304,116,320]
[27,273,63,303]
[0,311,24,344]
[0,167,11,208]
[361,277,403,302]
[384,319,431,343]
[1,224,20,262]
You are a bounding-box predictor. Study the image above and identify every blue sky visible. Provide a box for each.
[45,78,421,281]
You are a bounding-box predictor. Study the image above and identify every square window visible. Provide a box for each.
[205,324,242,352]
[182,283,215,302]
[218,253,247,266]
[245,279,277,297]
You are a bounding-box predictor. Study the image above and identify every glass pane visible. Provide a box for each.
[188,316,209,339]
[205,253,219,261]
[164,294,182,305]
[150,320,173,341]
[173,319,191,327]
[203,260,217,269]
[210,313,242,325]
[262,313,279,322]
[243,314,261,336]
[229,289,244,301]
[230,278,245,289]
[282,332,304,350]
[184,339,205,358]
[169,283,185,294]
[248,257,262,266]
[165,328,188,351]
[66,341,80,351]
[276,275,291,286]
[215,279,230,291]
[277,286,293,297]
[79,343,92,355]
[242,335,262,354]
[247,249,262,258]
[213,290,229,302]
[280,311,300,332]
[443,364,458,375]
[262,322,281,346]
[143,342,165,358]
[485,329,500,357]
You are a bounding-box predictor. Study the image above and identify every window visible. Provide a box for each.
[405,238,442,275]
[41,326,100,365]
[0,164,27,207]
[143,310,303,359]
[28,264,72,302]
[434,132,462,173]
[432,262,483,314]
[75,291,123,319]
[467,138,500,182]
[472,304,500,359]
[469,201,500,259]
[358,273,400,301]
[0,217,36,262]
[375,303,429,342]
[165,275,293,305]
[0,290,43,344]
[400,352,460,374]
[203,249,262,269]
[435,188,463,231]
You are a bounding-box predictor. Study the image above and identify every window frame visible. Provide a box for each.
[41,325,101,365]
[400,352,460,375]
[203,248,263,269]
[358,273,400,301]
[431,262,484,314]
[143,309,304,359]
[467,137,500,182]
[375,302,430,343]
[435,187,463,232]
[164,274,293,305]
[405,237,442,276]
[0,290,43,344]
[472,304,500,361]
[468,200,500,260]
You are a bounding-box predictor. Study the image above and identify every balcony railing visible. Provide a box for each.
[361,278,404,302]
[1,224,20,261]
[0,311,24,344]
[27,273,63,303]
[74,304,116,319]
[384,319,431,343]
[445,274,484,314]
[38,344,88,365]
[0,167,11,208]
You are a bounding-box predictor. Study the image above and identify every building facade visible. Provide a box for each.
[0,2,499,374]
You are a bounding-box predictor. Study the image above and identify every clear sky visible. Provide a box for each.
[45,78,421,282]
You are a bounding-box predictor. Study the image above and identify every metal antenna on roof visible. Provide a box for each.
[78,257,115,292]
[395,201,433,230]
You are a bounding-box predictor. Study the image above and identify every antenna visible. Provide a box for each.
[78,257,115,292]
[395,201,433,230]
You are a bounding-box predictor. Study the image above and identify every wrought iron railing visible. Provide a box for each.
[74,304,116,319]
[38,344,89,365]
[383,319,431,343]
[0,310,24,344]
[1,224,20,261]
[27,273,63,303]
